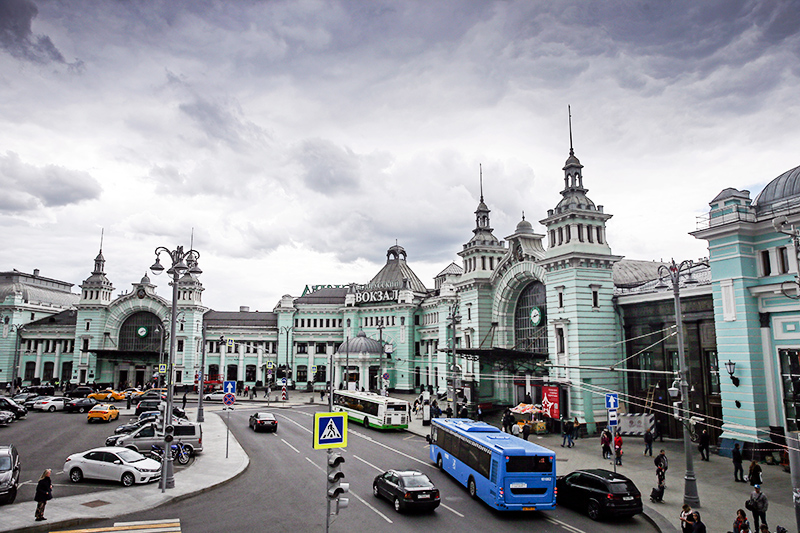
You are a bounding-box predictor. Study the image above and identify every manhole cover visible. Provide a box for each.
[81,500,110,508]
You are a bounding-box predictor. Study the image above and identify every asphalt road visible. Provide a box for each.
[83,403,657,533]
[0,403,189,503]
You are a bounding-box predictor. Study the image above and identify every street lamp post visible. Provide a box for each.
[657,259,701,507]
[9,324,23,396]
[197,324,207,423]
[150,244,202,491]
[448,304,461,410]
[377,319,385,396]
[280,326,292,398]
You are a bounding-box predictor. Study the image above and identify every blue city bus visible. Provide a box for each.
[428,418,557,511]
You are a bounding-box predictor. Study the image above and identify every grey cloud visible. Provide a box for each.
[178,95,270,152]
[0,151,102,212]
[292,139,362,193]
[0,0,66,63]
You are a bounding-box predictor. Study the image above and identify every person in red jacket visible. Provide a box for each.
[614,432,624,465]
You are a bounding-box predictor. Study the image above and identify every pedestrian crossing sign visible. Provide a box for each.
[313,412,347,450]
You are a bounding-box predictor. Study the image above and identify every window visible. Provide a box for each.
[316,343,326,354]
[761,250,772,276]
[296,365,308,383]
[82,338,89,351]
[779,247,790,274]
[176,370,182,383]
[577,224,584,242]
[297,343,308,354]
[706,350,720,395]
[85,321,91,331]
[43,362,54,382]
[245,365,256,381]
[467,307,471,321]
[555,328,565,354]
[565,225,571,242]
[592,289,599,308]
[315,365,327,383]
[587,225,593,243]
[481,256,486,270]
[558,289,564,308]
[558,227,563,245]
[24,361,35,381]
[638,352,653,389]
[513,281,547,354]
[177,340,184,352]
[226,364,238,381]
[596,226,603,244]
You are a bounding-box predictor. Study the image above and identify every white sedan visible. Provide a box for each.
[64,447,161,487]
[33,397,70,412]
[203,391,229,402]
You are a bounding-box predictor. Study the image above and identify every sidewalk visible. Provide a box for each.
[0,406,249,533]
[401,402,796,533]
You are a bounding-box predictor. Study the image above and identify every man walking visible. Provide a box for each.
[749,485,769,532]
[733,442,745,482]
[655,449,668,485]
[644,428,654,456]
[699,429,710,461]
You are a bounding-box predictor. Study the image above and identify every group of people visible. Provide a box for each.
[598,428,625,465]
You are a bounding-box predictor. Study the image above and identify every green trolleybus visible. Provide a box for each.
[332,390,409,430]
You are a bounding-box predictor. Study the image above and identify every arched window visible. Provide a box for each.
[119,312,163,352]
[514,281,548,355]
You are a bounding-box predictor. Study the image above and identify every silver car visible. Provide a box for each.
[0,411,14,426]
[64,447,161,487]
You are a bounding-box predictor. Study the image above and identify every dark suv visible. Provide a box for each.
[0,398,27,419]
[556,469,642,520]
[66,386,95,398]
[0,444,20,504]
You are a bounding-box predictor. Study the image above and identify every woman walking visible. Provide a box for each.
[600,429,612,459]
[679,504,695,533]
[733,508,750,533]
[749,460,763,486]
[34,469,52,521]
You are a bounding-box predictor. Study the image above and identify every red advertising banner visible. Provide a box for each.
[541,386,560,419]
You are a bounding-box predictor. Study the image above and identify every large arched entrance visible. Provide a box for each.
[94,311,164,389]
[513,281,548,355]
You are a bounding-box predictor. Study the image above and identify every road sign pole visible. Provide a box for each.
[226,407,230,459]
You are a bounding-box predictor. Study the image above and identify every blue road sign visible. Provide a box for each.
[605,393,619,410]
[313,412,347,450]
[608,408,618,426]
[223,393,236,406]
[281,377,287,386]
[223,380,237,394]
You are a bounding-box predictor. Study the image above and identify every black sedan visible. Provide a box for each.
[556,469,642,520]
[114,418,150,435]
[373,470,440,513]
[249,412,278,432]
[64,397,99,414]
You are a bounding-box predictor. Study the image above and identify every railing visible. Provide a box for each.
[695,207,755,230]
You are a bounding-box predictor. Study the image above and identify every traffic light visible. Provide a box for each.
[164,425,174,443]
[327,451,349,514]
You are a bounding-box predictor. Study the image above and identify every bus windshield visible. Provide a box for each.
[506,455,553,473]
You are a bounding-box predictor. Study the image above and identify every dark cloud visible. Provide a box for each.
[0,0,66,63]
[292,139,362,193]
[178,95,271,152]
[0,151,102,212]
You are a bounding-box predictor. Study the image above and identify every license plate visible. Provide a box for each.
[623,496,634,501]
[417,494,431,499]
[510,482,527,489]
[522,507,536,511]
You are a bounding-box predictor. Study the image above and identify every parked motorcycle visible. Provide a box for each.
[147,442,191,465]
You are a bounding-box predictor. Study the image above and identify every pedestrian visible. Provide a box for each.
[476,406,483,421]
[691,511,707,533]
[126,395,131,410]
[573,417,581,440]
[445,404,453,418]
[733,508,750,533]
[459,405,468,418]
[748,485,768,532]
[502,410,513,433]
[749,460,763,486]
[679,504,694,533]
[181,392,187,410]
[561,419,573,447]
[614,431,623,465]
[733,442,745,482]
[655,449,669,484]
[320,389,325,401]
[654,417,663,442]
[601,429,612,459]
[758,525,769,533]
[522,422,531,441]
[34,469,52,521]
[265,385,271,399]
[644,428,654,456]
[511,422,521,438]
[523,391,533,404]
[699,429,710,461]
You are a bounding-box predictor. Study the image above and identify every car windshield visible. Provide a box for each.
[608,481,636,494]
[0,456,11,471]
[5,398,20,407]
[116,449,146,463]
[401,475,432,488]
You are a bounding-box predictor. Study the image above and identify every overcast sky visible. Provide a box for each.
[1,0,799,312]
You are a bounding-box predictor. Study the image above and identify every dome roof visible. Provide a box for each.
[336,330,383,355]
[515,216,534,234]
[369,245,427,293]
[555,191,596,213]
[753,164,800,211]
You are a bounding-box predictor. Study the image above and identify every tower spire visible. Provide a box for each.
[99,228,104,252]
[568,105,574,156]
[479,163,484,203]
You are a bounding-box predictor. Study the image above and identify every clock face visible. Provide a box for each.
[530,307,542,326]
[136,288,146,299]
[136,326,149,338]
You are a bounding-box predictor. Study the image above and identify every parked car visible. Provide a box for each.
[249,412,278,432]
[64,397,99,414]
[11,393,37,404]
[23,396,48,410]
[22,385,55,396]
[0,444,20,504]
[111,421,203,454]
[113,418,151,435]
[139,388,168,400]
[0,398,27,419]
[87,404,120,423]
[135,399,162,417]
[33,397,70,412]
[66,386,95,398]
[373,470,440,512]
[88,389,125,402]
[556,469,642,520]
[64,447,161,487]
[203,391,228,402]
[0,411,15,426]
[122,388,145,399]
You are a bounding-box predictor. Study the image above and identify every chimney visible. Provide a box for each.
[33,269,40,277]
[239,306,250,313]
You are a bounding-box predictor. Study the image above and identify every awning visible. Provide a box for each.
[454,347,547,374]
[87,349,160,365]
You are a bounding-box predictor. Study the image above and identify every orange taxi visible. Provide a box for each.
[88,389,126,402]
[87,404,120,423]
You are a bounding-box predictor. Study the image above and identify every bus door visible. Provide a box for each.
[502,455,555,507]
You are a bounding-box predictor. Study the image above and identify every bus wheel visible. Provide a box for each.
[363,418,369,428]
[468,477,477,499]
[437,455,443,470]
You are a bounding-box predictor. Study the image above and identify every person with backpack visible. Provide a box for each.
[644,428,654,456]
[748,485,769,532]
[655,449,669,484]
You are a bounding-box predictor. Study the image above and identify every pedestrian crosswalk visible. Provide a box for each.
[52,518,181,533]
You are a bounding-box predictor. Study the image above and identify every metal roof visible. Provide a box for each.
[204,310,277,327]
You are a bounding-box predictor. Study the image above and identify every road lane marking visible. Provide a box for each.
[545,516,587,533]
[304,457,393,523]
[350,429,432,468]
[352,454,383,472]
[277,413,312,433]
[440,503,465,517]
[281,438,300,453]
